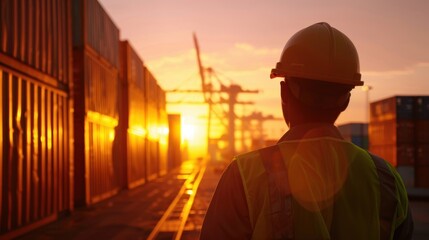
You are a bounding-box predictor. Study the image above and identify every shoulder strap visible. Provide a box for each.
[368,152,398,240]
[260,145,294,240]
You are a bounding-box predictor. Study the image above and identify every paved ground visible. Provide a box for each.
[17,160,429,240]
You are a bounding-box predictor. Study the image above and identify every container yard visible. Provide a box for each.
[337,123,369,149]
[0,0,179,237]
[1,0,429,239]
[369,96,429,188]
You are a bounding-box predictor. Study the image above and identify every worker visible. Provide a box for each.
[200,22,413,239]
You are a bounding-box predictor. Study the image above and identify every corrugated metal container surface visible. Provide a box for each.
[0,1,73,237]
[72,1,120,205]
[168,114,182,170]
[337,123,368,137]
[350,135,368,149]
[118,41,147,189]
[416,144,429,165]
[370,96,415,122]
[370,145,396,167]
[72,0,119,68]
[416,120,429,143]
[145,68,159,181]
[158,86,168,176]
[73,49,120,206]
[0,70,72,236]
[0,0,72,85]
[415,165,429,188]
[368,120,413,146]
[416,96,429,120]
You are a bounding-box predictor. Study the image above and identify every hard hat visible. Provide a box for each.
[271,22,363,86]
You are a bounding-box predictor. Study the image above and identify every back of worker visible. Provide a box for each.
[236,132,405,239]
[200,22,413,239]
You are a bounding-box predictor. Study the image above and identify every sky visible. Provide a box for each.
[99,0,429,157]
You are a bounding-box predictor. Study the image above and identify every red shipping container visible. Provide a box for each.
[117,41,147,189]
[0,0,73,237]
[416,144,429,165]
[416,120,429,143]
[168,114,182,170]
[415,165,429,188]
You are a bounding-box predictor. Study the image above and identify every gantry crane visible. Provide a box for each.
[241,111,283,151]
[167,33,259,160]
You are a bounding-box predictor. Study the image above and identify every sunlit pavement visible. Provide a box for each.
[17,159,429,240]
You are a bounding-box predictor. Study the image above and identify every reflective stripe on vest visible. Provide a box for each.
[260,145,294,240]
[260,146,397,240]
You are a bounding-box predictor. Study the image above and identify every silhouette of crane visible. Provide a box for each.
[168,33,258,160]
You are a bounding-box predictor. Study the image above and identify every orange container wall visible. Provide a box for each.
[118,41,147,189]
[0,0,72,85]
[72,0,120,206]
[0,0,73,237]
[415,166,429,188]
[158,87,168,176]
[0,70,72,236]
[168,114,182,170]
[73,51,120,206]
[369,97,417,167]
[72,0,119,68]
[145,68,159,181]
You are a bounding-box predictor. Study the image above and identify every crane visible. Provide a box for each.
[168,34,259,160]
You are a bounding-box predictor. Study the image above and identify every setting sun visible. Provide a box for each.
[182,123,195,141]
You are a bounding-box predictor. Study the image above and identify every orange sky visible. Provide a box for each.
[100,0,429,157]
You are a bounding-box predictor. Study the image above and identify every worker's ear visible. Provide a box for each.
[339,93,351,112]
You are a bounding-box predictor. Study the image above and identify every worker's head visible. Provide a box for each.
[270,22,363,127]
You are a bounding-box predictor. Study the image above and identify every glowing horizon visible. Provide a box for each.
[100,0,429,158]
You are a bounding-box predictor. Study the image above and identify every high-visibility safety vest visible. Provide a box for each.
[235,137,410,240]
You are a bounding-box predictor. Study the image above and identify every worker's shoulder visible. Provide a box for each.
[234,144,280,162]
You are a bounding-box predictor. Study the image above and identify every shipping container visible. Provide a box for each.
[0,0,72,85]
[158,86,168,176]
[73,50,120,206]
[117,41,147,189]
[168,114,182,170]
[416,96,429,120]
[370,96,415,122]
[0,68,72,237]
[0,0,73,237]
[72,0,120,206]
[337,123,368,137]
[72,0,119,68]
[145,68,159,181]
[415,165,429,188]
[416,120,429,143]
[337,123,368,149]
[416,144,429,165]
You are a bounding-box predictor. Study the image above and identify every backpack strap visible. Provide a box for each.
[368,152,398,240]
[260,145,294,240]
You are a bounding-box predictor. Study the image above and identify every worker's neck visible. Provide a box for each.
[289,121,335,129]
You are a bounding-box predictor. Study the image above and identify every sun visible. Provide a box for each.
[182,122,196,142]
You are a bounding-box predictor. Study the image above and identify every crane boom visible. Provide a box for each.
[193,33,206,94]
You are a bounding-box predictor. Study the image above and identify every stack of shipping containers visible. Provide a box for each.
[0,0,182,237]
[157,86,169,176]
[145,68,159,181]
[72,0,121,205]
[369,96,429,188]
[118,41,147,189]
[337,123,368,149]
[415,97,429,188]
[168,115,182,170]
[0,0,73,237]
